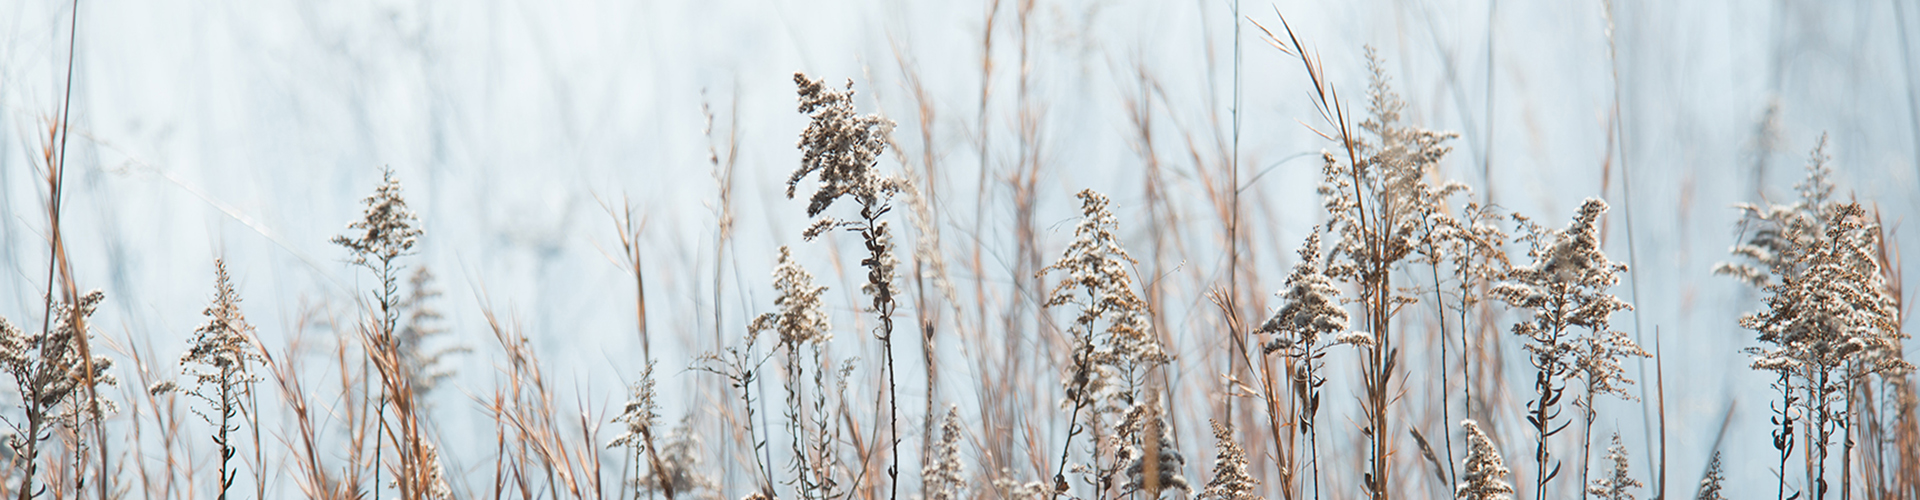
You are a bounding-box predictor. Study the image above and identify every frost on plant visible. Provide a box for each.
[1456,420,1514,500]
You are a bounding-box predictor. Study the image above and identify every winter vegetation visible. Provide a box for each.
[2,1,1920,500]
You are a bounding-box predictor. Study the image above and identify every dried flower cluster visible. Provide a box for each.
[331,168,423,268]
[1695,451,1725,500]
[922,407,965,500]
[1,289,114,412]
[1492,198,1644,495]
[1586,433,1642,500]
[1118,403,1188,496]
[1456,420,1514,500]
[1042,189,1166,384]
[1257,230,1349,354]
[1719,137,1912,496]
[175,260,262,388]
[789,72,900,223]
[1199,420,1260,500]
[1493,199,1641,387]
[396,267,463,397]
[750,247,832,347]
[1317,51,1467,284]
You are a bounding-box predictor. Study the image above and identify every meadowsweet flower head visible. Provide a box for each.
[1199,420,1260,500]
[751,247,831,347]
[790,72,898,220]
[1456,420,1514,500]
[332,167,422,267]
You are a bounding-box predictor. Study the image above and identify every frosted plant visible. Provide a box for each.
[1199,420,1260,500]
[1456,420,1514,500]
[922,406,965,500]
[1118,403,1188,497]
[750,247,831,348]
[1718,138,1911,497]
[153,260,264,500]
[1492,198,1643,496]
[1040,189,1166,498]
[1694,451,1725,500]
[1585,434,1642,500]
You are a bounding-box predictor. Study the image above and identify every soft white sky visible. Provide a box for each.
[3,0,1918,498]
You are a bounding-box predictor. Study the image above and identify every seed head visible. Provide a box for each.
[332,167,422,267]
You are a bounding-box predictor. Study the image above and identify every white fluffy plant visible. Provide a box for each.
[786,72,909,500]
[151,259,264,500]
[1491,198,1644,499]
[1455,420,1514,500]
[1307,48,1469,497]
[1040,189,1168,499]
[1717,137,1911,499]
[1256,228,1365,496]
